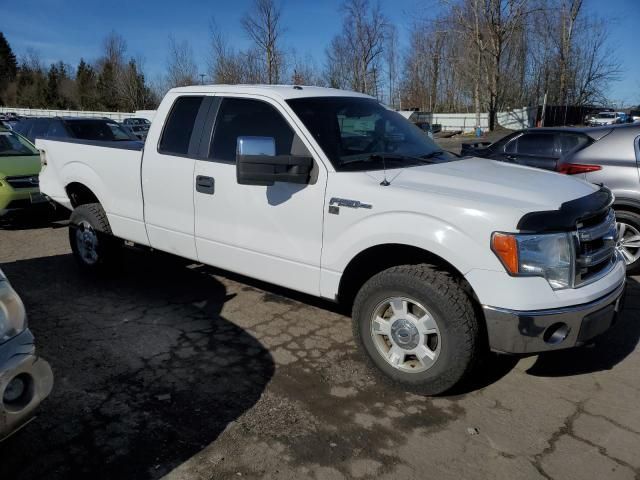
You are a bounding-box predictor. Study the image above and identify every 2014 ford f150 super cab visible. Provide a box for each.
[36,85,626,394]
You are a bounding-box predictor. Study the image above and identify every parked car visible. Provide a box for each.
[630,110,640,123]
[37,85,626,395]
[121,119,149,141]
[13,117,141,145]
[123,117,151,128]
[587,111,624,126]
[0,268,54,441]
[555,124,640,272]
[0,127,46,217]
[462,125,640,272]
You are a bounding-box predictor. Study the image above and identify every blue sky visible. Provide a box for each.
[1,0,638,105]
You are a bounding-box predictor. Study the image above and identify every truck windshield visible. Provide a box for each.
[287,97,453,171]
[0,130,38,156]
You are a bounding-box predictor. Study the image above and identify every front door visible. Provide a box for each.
[193,96,327,295]
[141,94,209,260]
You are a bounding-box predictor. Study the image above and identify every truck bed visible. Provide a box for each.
[37,137,150,246]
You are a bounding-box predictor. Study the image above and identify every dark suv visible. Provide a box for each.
[13,117,140,144]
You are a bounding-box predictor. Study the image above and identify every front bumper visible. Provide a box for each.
[0,185,43,217]
[483,279,626,354]
[0,329,54,441]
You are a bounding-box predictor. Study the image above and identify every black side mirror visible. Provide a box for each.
[237,154,313,186]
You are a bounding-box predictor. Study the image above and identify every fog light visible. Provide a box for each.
[3,375,26,404]
[543,322,570,345]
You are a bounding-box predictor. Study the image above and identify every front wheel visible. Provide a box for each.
[352,264,482,395]
[615,210,640,274]
[69,203,121,272]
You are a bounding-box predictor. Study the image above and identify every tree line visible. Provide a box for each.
[0,0,628,128]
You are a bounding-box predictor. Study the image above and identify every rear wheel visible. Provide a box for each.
[615,210,640,274]
[352,264,482,395]
[69,203,121,272]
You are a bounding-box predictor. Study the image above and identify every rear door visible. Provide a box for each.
[500,132,559,170]
[192,95,326,295]
[141,94,212,260]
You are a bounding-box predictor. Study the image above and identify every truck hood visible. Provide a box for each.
[364,157,598,214]
[0,154,41,179]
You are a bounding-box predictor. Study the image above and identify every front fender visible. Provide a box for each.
[320,210,502,298]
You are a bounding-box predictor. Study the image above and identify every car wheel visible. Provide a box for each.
[69,203,121,272]
[352,264,481,395]
[615,210,640,274]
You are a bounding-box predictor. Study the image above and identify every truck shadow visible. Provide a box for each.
[0,251,274,480]
[526,276,640,377]
[0,206,70,231]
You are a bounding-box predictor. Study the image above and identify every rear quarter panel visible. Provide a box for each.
[37,139,149,245]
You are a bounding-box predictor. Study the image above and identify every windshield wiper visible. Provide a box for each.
[421,150,447,159]
[341,153,437,166]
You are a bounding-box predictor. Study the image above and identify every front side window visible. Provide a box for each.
[210,98,298,162]
[287,97,452,171]
[159,96,205,155]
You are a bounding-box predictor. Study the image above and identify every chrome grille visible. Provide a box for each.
[574,209,617,286]
[5,175,39,189]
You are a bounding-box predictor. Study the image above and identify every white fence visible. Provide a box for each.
[0,106,138,122]
[431,106,537,133]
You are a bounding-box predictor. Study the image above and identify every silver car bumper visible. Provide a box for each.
[483,279,626,354]
[0,329,54,441]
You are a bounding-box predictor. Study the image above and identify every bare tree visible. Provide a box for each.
[384,24,400,107]
[208,19,245,84]
[166,35,198,88]
[325,0,387,96]
[241,0,284,84]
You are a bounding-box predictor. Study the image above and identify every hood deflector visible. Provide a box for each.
[517,187,613,232]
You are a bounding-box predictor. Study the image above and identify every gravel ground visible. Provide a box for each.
[0,151,639,479]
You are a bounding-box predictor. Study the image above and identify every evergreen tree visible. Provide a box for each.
[46,63,61,107]
[76,59,98,110]
[97,61,119,110]
[0,32,18,104]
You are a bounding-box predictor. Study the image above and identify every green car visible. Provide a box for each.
[0,127,44,217]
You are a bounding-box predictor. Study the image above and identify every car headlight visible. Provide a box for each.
[491,232,574,290]
[0,269,27,343]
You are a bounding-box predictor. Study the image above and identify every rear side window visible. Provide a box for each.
[506,133,556,157]
[557,134,590,156]
[159,96,204,155]
[13,119,31,136]
[31,119,49,140]
[210,98,295,162]
[47,120,67,138]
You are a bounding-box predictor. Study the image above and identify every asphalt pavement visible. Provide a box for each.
[0,147,639,479]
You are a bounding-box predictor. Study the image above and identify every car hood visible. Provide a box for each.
[364,157,598,214]
[0,154,41,179]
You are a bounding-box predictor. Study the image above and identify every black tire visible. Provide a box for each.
[352,264,481,395]
[69,203,121,272]
[615,210,640,275]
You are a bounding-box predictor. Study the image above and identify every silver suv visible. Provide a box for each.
[556,125,640,273]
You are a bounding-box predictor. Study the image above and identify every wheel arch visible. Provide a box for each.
[337,243,481,309]
[65,182,101,208]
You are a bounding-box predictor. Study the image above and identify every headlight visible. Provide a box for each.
[491,232,574,290]
[0,270,27,343]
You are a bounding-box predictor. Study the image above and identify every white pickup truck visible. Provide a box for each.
[37,85,626,394]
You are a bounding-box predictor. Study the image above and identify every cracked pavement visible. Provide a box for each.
[0,214,638,480]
